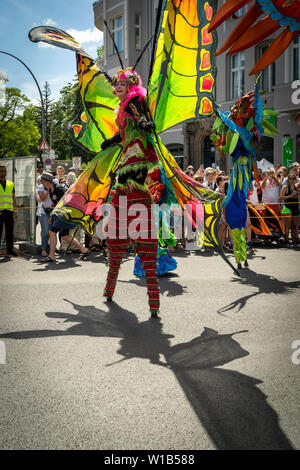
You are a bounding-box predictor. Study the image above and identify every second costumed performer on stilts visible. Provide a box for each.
[100,69,165,318]
[210,85,279,270]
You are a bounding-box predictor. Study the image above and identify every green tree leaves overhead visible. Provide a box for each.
[0,87,40,158]
[0,82,92,162]
[49,80,92,163]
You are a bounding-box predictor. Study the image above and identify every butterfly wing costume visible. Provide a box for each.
[29,0,239,305]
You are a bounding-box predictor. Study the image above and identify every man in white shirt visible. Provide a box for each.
[202,167,216,190]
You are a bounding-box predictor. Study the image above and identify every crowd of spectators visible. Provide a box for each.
[35,165,94,262]
[183,162,300,249]
[32,161,300,259]
[2,160,299,258]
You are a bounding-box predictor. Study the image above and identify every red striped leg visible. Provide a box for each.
[104,238,130,298]
[135,242,159,313]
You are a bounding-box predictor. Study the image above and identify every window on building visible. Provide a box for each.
[257,44,275,91]
[203,136,215,168]
[135,13,141,50]
[293,36,300,81]
[231,53,245,99]
[166,143,184,169]
[256,136,274,164]
[111,16,123,54]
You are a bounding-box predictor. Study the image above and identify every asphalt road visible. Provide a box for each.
[0,245,299,450]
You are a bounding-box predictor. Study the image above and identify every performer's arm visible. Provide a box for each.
[126,97,154,132]
[101,132,122,150]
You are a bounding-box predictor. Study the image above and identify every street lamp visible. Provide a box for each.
[0,50,45,140]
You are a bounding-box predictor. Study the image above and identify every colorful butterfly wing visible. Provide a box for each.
[156,137,239,274]
[28,25,93,58]
[73,54,119,152]
[28,26,118,153]
[53,145,122,235]
[148,0,217,133]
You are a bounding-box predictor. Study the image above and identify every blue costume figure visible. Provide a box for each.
[134,165,178,278]
[211,85,279,269]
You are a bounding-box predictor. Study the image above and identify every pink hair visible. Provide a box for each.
[114,70,147,126]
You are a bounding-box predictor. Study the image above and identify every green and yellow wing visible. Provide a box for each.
[156,138,238,274]
[53,145,122,235]
[148,0,217,133]
[29,26,118,153]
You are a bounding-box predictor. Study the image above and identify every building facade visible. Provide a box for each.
[93,1,300,172]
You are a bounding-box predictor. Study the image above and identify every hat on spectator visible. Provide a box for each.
[41,172,54,182]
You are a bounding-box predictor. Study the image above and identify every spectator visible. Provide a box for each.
[280,174,300,247]
[54,165,66,184]
[64,171,77,189]
[69,167,78,176]
[256,168,263,202]
[214,175,228,248]
[261,168,281,214]
[193,166,204,180]
[202,167,216,190]
[0,165,18,257]
[37,173,54,256]
[41,173,89,262]
[185,165,195,177]
[194,174,204,183]
[282,163,300,186]
[37,164,44,176]
[248,179,260,203]
[215,175,226,193]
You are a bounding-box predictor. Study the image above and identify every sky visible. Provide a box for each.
[0,0,103,104]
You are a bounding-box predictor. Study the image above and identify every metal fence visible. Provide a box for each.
[0,156,36,246]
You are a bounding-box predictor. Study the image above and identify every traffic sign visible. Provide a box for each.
[72,156,81,169]
[45,158,51,165]
[39,139,50,151]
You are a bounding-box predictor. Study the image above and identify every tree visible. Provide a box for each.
[49,81,92,163]
[0,117,40,158]
[0,87,41,158]
[0,87,30,124]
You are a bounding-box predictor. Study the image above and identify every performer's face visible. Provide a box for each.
[115,80,129,102]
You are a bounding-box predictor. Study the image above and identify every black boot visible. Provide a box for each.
[237,263,242,270]
[244,260,249,267]
[150,310,159,319]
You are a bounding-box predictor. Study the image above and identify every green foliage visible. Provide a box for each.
[49,81,92,163]
[0,87,40,158]
[0,116,40,158]
[0,87,30,122]
[0,82,93,162]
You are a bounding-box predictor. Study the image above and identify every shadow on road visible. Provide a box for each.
[218,269,300,314]
[118,272,188,298]
[0,298,293,450]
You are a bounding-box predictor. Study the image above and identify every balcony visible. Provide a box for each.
[93,0,104,31]
[273,82,300,113]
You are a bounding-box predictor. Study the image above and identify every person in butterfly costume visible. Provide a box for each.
[28,2,240,320]
[100,68,166,318]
